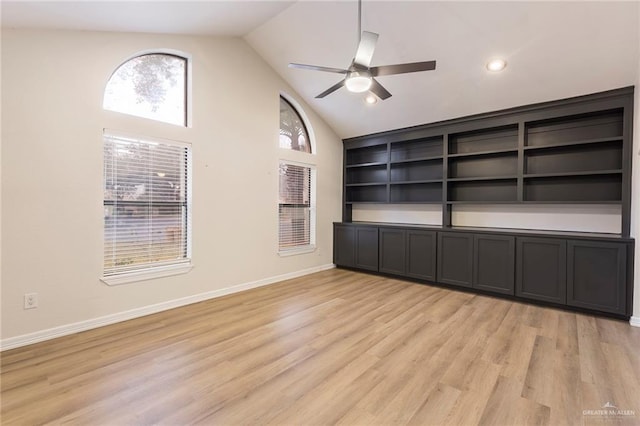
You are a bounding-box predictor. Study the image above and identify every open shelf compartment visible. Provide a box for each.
[390,136,443,162]
[449,124,518,155]
[524,174,622,202]
[346,184,387,203]
[391,159,443,182]
[525,109,623,148]
[346,144,388,166]
[448,179,517,202]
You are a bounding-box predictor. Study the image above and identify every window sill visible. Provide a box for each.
[278,246,316,257]
[100,263,193,286]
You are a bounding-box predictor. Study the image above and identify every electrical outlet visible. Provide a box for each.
[24,293,38,309]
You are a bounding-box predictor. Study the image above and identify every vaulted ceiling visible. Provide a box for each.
[2,1,639,139]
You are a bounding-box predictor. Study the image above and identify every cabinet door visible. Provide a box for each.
[333,224,356,267]
[473,234,515,295]
[406,230,437,281]
[437,232,473,288]
[516,237,566,304]
[379,228,406,275]
[567,240,627,315]
[355,227,379,271]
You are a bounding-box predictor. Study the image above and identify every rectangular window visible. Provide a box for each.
[103,131,192,282]
[278,161,316,253]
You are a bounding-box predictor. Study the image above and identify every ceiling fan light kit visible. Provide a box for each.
[345,71,372,93]
[486,58,507,72]
[288,0,436,101]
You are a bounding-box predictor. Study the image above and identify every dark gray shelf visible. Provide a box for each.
[521,200,623,205]
[390,179,443,185]
[523,170,622,179]
[345,161,387,168]
[448,152,518,179]
[524,174,622,202]
[447,175,518,182]
[449,179,517,203]
[446,200,522,205]
[390,155,443,164]
[390,136,443,162]
[449,124,518,155]
[345,201,387,205]
[345,184,387,203]
[345,182,388,187]
[523,136,623,151]
[384,200,443,205]
[390,182,442,203]
[448,148,518,158]
[346,144,388,167]
[339,221,632,241]
[341,87,634,236]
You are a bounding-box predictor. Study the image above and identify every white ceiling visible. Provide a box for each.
[0,1,295,36]
[2,1,639,139]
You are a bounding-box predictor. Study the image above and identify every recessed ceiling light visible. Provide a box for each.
[364,94,377,105]
[486,58,507,72]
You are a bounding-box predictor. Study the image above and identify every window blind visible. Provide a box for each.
[279,162,315,250]
[103,132,192,276]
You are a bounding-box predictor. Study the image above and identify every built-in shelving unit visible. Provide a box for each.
[341,87,634,236]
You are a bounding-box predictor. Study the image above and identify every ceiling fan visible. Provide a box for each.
[288,0,436,101]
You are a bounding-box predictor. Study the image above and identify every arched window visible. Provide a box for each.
[278,95,315,254]
[103,53,187,126]
[279,96,311,153]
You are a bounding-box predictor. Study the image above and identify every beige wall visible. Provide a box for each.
[1,29,343,342]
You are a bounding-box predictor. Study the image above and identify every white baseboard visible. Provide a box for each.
[0,264,335,351]
[630,316,640,327]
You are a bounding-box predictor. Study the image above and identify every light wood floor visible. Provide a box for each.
[2,269,640,425]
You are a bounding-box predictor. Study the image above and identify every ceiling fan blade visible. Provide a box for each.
[289,63,348,74]
[353,31,379,68]
[370,60,437,77]
[315,79,346,98]
[370,78,392,100]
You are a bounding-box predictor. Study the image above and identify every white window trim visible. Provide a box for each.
[278,246,317,257]
[102,129,193,285]
[100,263,193,286]
[277,160,317,256]
[104,49,193,128]
[279,92,316,155]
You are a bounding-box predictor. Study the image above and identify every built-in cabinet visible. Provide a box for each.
[334,223,633,318]
[406,230,437,281]
[333,224,356,267]
[334,224,379,272]
[516,237,567,304]
[437,232,473,287]
[336,88,635,319]
[377,228,437,280]
[474,234,515,295]
[355,226,379,271]
[379,228,406,275]
[567,240,627,314]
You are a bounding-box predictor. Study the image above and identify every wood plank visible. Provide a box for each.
[2,269,639,425]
